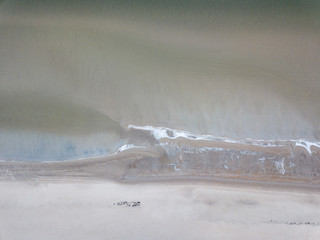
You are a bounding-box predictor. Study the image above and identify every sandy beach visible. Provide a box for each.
[1,146,319,239]
[0,127,319,240]
[1,179,320,240]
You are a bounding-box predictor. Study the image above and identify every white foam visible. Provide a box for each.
[275,158,286,175]
[295,140,320,155]
[128,125,276,146]
[167,163,181,171]
[258,157,266,163]
[116,144,147,153]
[128,125,320,155]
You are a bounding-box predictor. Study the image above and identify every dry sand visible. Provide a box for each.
[1,180,320,240]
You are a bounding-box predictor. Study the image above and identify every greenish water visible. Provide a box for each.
[0,0,319,161]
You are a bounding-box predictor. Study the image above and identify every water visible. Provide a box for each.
[0,0,319,161]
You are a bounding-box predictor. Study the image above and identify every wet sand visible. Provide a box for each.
[1,129,319,185]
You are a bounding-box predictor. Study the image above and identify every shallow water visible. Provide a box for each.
[0,0,319,161]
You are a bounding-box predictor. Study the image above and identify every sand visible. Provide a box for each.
[1,180,320,240]
[1,149,319,239]
[0,2,319,239]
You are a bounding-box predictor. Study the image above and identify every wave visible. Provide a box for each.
[127,125,320,155]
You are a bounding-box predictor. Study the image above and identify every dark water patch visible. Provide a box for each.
[0,94,126,161]
[0,93,125,136]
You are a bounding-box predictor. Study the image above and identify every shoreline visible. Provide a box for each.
[1,154,319,193]
[1,125,319,185]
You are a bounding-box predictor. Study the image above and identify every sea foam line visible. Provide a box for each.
[115,144,147,153]
[127,125,320,155]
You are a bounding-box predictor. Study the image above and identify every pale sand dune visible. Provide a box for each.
[0,181,319,240]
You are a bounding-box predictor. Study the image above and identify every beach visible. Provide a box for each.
[0,1,320,239]
[1,144,319,239]
[1,179,320,240]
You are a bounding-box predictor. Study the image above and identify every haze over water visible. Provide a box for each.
[0,0,320,161]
